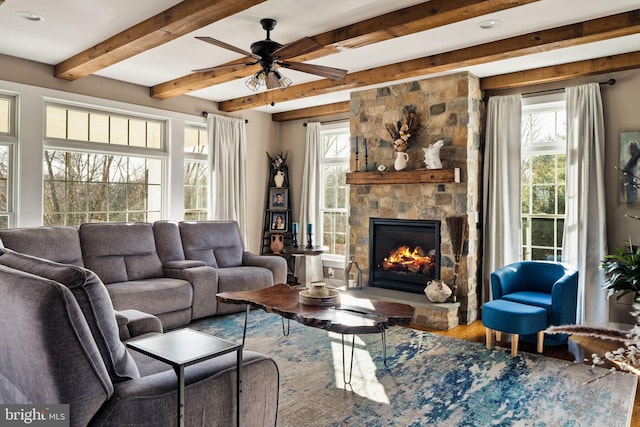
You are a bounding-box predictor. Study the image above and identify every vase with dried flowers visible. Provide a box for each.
[385,105,419,153]
[385,105,420,170]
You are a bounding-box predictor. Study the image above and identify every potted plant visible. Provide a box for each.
[601,240,640,304]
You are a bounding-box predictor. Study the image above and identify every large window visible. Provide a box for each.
[43,103,165,226]
[521,97,566,261]
[320,125,349,257]
[184,125,208,220]
[0,94,16,228]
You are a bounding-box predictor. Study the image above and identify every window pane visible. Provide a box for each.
[0,98,9,134]
[46,106,67,139]
[531,218,554,247]
[89,113,109,143]
[147,122,162,149]
[129,120,146,147]
[110,117,128,145]
[67,110,89,141]
[0,146,9,211]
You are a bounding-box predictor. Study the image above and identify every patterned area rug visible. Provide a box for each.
[192,310,637,427]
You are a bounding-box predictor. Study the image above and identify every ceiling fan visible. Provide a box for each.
[194,18,348,91]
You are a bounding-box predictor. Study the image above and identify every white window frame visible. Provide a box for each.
[183,123,208,220]
[0,92,17,228]
[319,122,350,266]
[42,101,168,225]
[521,94,566,261]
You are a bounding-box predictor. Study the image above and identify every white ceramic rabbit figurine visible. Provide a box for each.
[423,140,444,169]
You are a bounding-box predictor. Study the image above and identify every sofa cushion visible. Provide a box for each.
[106,278,193,319]
[0,248,140,382]
[179,221,245,268]
[0,226,84,266]
[79,222,164,284]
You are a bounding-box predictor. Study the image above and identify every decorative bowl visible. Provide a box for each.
[299,288,341,306]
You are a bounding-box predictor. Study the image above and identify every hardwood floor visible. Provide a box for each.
[415,321,639,425]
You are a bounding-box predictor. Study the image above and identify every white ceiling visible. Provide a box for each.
[0,0,638,114]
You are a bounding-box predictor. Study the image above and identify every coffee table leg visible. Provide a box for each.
[242,306,249,346]
[341,334,356,385]
[381,329,387,366]
[281,318,290,336]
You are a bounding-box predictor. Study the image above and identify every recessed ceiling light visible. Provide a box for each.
[478,19,501,30]
[16,11,45,22]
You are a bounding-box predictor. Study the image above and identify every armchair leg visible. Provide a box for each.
[511,334,519,357]
[537,330,544,353]
[495,331,502,342]
[485,328,493,350]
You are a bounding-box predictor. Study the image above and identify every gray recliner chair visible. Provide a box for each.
[0,249,279,427]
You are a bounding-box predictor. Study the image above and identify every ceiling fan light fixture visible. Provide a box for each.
[245,70,267,91]
[246,69,292,91]
[273,70,292,91]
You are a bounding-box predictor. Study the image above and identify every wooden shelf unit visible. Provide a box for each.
[345,168,460,185]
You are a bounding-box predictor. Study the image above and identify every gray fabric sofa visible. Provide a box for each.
[0,248,279,426]
[0,221,287,329]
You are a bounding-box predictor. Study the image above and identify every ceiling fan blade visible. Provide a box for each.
[280,61,348,80]
[195,36,260,60]
[271,37,323,60]
[265,73,280,90]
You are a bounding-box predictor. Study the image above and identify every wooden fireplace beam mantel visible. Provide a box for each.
[345,168,460,185]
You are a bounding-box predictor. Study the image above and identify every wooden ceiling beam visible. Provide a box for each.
[271,101,350,122]
[54,0,265,80]
[151,0,539,99]
[480,51,640,90]
[219,9,640,112]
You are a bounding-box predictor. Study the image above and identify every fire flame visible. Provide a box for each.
[383,245,433,274]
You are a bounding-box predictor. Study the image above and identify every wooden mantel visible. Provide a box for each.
[345,168,460,185]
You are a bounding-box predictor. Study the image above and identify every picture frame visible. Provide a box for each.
[270,211,288,232]
[619,131,640,208]
[269,188,288,210]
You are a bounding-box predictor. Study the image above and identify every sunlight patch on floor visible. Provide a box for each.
[328,332,390,404]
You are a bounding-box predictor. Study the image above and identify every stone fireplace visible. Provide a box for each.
[347,71,482,325]
[369,218,441,293]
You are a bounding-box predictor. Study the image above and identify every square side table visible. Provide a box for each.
[127,328,243,427]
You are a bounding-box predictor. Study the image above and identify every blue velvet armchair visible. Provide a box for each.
[490,261,579,346]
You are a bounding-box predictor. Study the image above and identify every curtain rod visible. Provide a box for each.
[522,78,616,98]
[303,118,349,127]
[201,111,248,123]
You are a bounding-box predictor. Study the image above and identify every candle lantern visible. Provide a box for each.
[344,256,362,289]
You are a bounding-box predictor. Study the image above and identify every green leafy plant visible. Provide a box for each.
[600,241,640,303]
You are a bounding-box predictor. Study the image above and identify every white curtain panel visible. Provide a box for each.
[563,83,608,325]
[206,113,248,242]
[297,122,323,282]
[482,94,523,303]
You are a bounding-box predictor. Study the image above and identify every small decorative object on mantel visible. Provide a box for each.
[423,140,444,169]
[424,279,452,303]
[385,105,420,170]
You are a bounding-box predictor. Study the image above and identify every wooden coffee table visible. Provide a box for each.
[216,283,414,384]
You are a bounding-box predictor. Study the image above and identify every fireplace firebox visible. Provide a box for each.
[369,218,441,294]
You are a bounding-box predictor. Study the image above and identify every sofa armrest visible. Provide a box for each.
[115,309,163,340]
[163,260,207,270]
[92,351,278,426]
[490,263,522,299]
[169,266,219,320]
[550,271,579,325]
[242,251,287,284]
